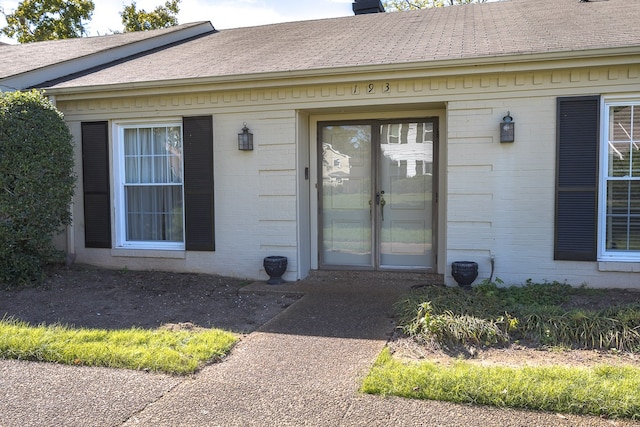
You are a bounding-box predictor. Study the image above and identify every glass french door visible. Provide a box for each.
[319,120,435,270]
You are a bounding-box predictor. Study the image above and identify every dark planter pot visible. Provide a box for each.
[451,261,478,289]
[263,256,287,285]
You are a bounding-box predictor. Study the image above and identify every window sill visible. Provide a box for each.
[598,262,640,273]
[111,249,186,259]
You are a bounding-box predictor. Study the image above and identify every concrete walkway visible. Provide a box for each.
[1,273,637,426]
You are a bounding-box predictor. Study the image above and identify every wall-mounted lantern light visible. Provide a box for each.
[500,112,515,143]
[238,122,253,151]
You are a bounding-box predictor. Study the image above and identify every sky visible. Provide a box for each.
[0,0,355,44]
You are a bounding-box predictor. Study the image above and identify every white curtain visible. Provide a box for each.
[123,126,183,242]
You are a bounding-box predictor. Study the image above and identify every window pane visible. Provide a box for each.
[631,181,640,216]
[423,122,433,143]
[125,157,139,183]
[606,180,640,251]
[139,129,155,183]
[632,144,640,177]
[609,106,633,178]
[627,106,640,177]
[124,129,140,183]
[630,217,640,250]
[608,141,630,177]
[124,129,139,155]
[385,124,400,144]
[139,128,153,155]
[607,181,629,216]
[610,106,631,142]
[166,126,183,183]
[153,127,166,154]
[154,152,168,183]
[124,126,183,185]
[606,215,628,250]
[125,185,183,242]
[633,105,640,136]
[320,125,372,266]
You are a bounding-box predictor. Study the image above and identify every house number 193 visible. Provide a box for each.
[352,83,391,95]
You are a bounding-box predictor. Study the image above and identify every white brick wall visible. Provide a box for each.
[56,62,640,288]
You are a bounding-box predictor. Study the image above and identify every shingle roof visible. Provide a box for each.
[39,0,640,90]
[0,22,213,79]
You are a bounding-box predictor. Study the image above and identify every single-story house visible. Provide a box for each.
[2,0,639,287]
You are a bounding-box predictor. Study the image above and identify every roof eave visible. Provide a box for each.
[3,22,215,91]
[45,46,640,99]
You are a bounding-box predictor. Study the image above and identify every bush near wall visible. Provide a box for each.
[0,90,75,286]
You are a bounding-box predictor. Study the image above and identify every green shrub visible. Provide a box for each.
[398,281,640,352]
[519,305,640,352]
[0,90,75,286]
[402,301,516,349]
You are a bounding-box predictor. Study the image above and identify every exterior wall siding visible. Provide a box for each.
[445,64,640,287]
[55,60,640,287]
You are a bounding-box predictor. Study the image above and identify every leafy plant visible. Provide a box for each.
[398,280,640,352]
[402,301,516,349]
[120,0,180,32]
[1,0,94,43]
[0,90,75,286]
[520,305,640,352]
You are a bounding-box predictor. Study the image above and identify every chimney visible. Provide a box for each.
[352,0,385,15]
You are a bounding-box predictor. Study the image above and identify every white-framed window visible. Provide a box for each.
[386,123,401,144]
[600,100,640,260]
[114,121,185,250]
[422,121,433,144]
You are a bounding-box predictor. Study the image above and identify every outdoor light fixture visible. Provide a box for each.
[238,122,253,151]
[500,112,515,143]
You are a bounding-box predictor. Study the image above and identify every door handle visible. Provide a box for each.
[376,191,386,221]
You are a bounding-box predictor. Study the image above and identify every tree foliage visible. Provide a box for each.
[383,0,487,10]
[120,0,180,32]
[0,0,94,43]
[0,90,75,286]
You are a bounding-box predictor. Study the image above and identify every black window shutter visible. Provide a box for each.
[555,96,600,261]
[183,116,215,251]
[81,122,112,248]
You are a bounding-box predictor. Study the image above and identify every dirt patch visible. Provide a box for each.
[563,290,640,312]
[3,265,639,369]
[0,264,300,333]
[388,335,640,368]
[389,286,640,369]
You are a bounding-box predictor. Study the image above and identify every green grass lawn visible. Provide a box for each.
[362,281,640,420]
[0,318,237,375]
[362,348,640,420]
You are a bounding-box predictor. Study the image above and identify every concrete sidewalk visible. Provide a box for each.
[1,273,637,426]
